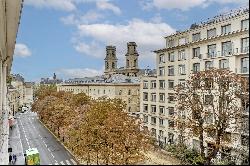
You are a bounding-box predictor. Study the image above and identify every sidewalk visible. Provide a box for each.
[8,116,25,165]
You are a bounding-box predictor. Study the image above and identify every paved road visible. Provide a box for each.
[16,111,78,165]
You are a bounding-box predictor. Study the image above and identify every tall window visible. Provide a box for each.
[241,19,249,30]
[178,65,186,75]
[168,93,175,103]
[143,92,148,101]
[205,61,213,70]
[168,52,175,62]
[221,24,231,34]
[207,44,216,58]
[219,59,229,69]
[151,117,157,125]
[151,105,156,114]
[192,32,201,41]
[222,41,232,56]
[168,107,175,116]
[178,79,186,87]
[207,28,216,38]
[159,54,165,63]
[159,93,165,102]
[168,66,175,76]
[159,80,165,89]
[167,39,175,48]
[178,50,185,60]
[193,63,200,73]
[151,93,156,102]
[241,38,249,53]
[168,80,174,89]
[159,118,164,126]
[159,67,165,76]
[143,115,148,123]
[193,47,201,58]
[151,81,156,89]
[159,130,164,137]
[241,57,249,73]
[143,81,148,89]
[178,37,186,45]
[151,128,157,137]
[159,106,165,115]
[143,104,148,112]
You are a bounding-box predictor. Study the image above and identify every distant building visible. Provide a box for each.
[40,73,63,85]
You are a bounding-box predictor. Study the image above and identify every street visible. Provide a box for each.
[15,110,78,165]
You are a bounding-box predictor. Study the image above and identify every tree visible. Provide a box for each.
[175,68,249,164]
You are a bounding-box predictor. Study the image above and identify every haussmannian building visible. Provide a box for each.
[140,7,249,162]
[0,0,23,164]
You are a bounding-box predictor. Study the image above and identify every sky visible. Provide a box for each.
[12,0,249,82]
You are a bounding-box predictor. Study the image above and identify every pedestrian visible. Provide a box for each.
[13,154,17,164]
[9,154,12,164]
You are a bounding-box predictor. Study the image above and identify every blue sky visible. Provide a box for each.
[12,0,248,82]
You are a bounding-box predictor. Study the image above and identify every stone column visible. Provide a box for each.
[0,59,2,117]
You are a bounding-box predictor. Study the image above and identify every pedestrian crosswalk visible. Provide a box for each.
[49,159,77,165]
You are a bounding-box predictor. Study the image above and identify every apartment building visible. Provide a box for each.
[140,7,249,157]
[57,74,140,116]
[0,0,23,164]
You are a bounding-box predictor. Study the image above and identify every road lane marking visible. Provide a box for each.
[70,159,77,165]
[66,160,71,165]
[60,161,65,165]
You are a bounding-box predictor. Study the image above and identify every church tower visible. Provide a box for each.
[104,46,118,76]
[125,42,139,76]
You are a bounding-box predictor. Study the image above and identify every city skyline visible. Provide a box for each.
[13,0,248,82]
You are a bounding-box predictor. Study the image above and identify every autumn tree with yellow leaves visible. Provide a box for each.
[174,68,249,165]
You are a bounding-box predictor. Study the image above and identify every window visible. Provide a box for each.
[159,130,164,137]
[168,107,175,116]
[112,62,115,69]
[151,105,156,113]
[167,39,175,48]
[204,95,213,105]
[143,81,148,89]
[178,79,186,87]
[128,98,131,103]
[241,57,249,73]
[205,61,213,70]
[168,52,175,62]
[221,24,231,34]
[207,44,216,58]
[159,54,165,63]
[159,80,165,89]
[241,38,249,53]
[168,120,174,128]
[143,104,148,112]
[193,63,200,73]
[128,89,131,95]
[151,81,156,89]
[159,67,165,76]
[168,132,174,144]
[192,32,201,41]
[222,41,232,56]
[143,115,148,123]
[168,80,174,89]
[241,19,249,30]
[178,65,186,75]
[193,47,201,58]
[151,93,156,102]
[143,92,148,101]
[159,93,165,102]
[168,93,175,103]
[159,106,165,115]
[151,117,157,125]
[178,37,186,45]
[219,59,229,69]
[205,112,213,124]
[178,50,185,60]
[159,118,164,126]
[151,128,157,137]
[168,66,174,76]
[207,28,216,38]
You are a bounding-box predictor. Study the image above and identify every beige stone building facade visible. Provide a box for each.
[0,0,23,164]
[140,7,249,161]
[57,82,140,116]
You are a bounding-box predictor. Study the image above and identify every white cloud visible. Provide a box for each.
[96,0,121,15]
[24,0,77,11]
[58,68,103,78]
[72,19,175,63]
[14,43,32,57]
[141,0,249,11]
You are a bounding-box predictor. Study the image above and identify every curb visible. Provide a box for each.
[38,119,81,164]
